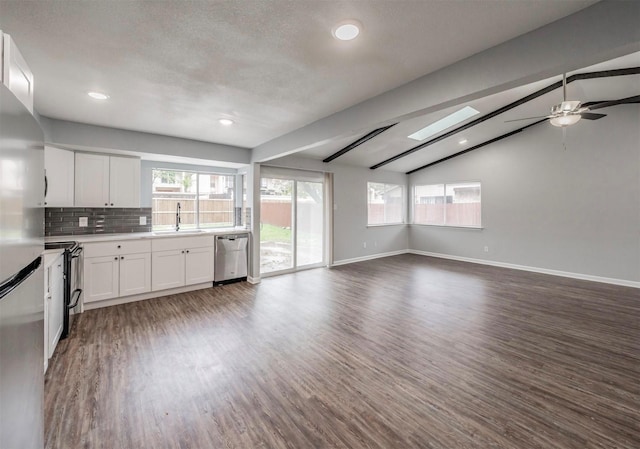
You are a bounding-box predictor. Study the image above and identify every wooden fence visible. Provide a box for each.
[414,203,481,226]
[152,198,234,227]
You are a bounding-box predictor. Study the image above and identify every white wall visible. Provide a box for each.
[408,105,640,284]
[263,156,409,263]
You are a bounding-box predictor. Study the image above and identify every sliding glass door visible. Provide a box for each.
[296,181,323,267]
[260,170,325,275]
[260,178,294,273]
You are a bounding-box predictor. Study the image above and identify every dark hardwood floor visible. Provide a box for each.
[45,254,640,449]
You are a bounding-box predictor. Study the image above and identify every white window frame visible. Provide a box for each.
[412,181,482,228]
[367,182,406,226]
[151,169,236,231]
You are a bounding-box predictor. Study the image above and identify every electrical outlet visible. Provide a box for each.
[484,246,489,252]
[139,216,147,225]
[374,241,378,247]
[79,217,88,227]
[363,242,367,248]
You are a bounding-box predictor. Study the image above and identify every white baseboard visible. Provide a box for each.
[331,249,409,267]
[247,276,260,284]
[408,250,640,289]
[83,282,214,311]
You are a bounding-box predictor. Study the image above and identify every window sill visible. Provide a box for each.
[410,223,483,230]
[366,223,406,228]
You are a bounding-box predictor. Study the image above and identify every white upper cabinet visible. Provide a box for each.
[75,153,140,207]
[75,153,110,207]
[1,31,34,114]
[109,156,140,208]
[44,146,75,207]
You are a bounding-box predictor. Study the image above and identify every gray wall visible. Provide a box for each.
[41,117,250,165]
[408,105,640,283]
[265,156,409,263]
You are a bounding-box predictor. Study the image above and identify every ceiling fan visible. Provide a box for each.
[506,74,607,127]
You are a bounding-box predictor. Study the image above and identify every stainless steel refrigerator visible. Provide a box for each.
[0,83,45,448]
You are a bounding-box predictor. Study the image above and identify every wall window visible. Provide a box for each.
[152,169,235,230]
[367,182,404,225]
[414,182,481,227]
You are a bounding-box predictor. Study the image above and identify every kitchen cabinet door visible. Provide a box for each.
[119,253,151,296]
[75,153,110,207]
[152,250,185,291]
[1,32,34,114]
[48,258,64,358]
[43,266,49,371]
[109,156,140,208]
[185,246,214,285]
[83,255,119,302]
[44,146,74,207]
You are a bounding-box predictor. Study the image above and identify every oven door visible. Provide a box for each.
[67,246,83,335]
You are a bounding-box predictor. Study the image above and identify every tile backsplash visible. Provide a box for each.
[45,207,152,236]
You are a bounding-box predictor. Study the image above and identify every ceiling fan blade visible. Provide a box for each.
[504,115,549,123]
[580,112,607,120]
[584,95,640,111]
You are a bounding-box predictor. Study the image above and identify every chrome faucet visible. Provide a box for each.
[175,202,181,231]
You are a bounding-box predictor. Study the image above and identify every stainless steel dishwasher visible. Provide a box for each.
[214,234,248,284]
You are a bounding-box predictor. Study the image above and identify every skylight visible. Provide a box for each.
[408,106,480,141]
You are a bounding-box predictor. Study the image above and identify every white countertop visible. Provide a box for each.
[45,228,250,244]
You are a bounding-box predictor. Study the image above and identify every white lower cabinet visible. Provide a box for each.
[151,250,185,291]
[119,253,151,296]
[44,253,64,368]
[84,255,119,302]
[82,235,217,303]
[83,240,152,303]
[151,236,215,291]
[185,247,215,285]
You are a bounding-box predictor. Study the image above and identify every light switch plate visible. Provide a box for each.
[79,217,88,227]
[139,216,147,225]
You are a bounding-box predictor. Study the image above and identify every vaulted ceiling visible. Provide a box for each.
[302,53,640,174]
[0,0,600,152]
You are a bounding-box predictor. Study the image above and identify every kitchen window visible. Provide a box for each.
[367,182,405,225]
[413,182,481,227]
[152,169,235,230]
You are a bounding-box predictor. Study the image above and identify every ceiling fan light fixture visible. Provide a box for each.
[550,114,581,127]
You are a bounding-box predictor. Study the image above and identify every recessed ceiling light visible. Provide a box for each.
[408,106,480,141]
[218,118,234,126]
[87,92,109,100]
[332,20,362,41]
[459,139,468,145]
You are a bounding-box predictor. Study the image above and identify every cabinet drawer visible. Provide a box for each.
[151,235,215,252]
[83,239,151,257]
